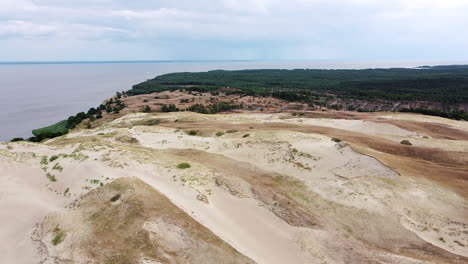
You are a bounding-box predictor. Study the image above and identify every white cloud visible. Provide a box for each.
[0,0,467,60]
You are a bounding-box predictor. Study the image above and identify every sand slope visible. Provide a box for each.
[0,111,467,264]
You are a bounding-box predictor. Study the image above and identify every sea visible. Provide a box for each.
[0,60,466,141]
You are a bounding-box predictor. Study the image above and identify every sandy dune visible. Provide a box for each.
[0,111,467,264]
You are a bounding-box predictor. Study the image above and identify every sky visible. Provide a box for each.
[0,0,468,61]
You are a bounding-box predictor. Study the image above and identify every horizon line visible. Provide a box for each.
[2,59,468,65]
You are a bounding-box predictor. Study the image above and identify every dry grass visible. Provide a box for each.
[41,178,254,264]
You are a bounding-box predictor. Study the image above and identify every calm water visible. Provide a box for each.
[0,60,465,141]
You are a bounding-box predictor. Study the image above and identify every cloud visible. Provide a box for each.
[0,0,467,60]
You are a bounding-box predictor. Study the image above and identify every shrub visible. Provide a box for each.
[52,163,63,172]
[226,130,238,133]
[136,119,161,126]
[187,130,198,136]
[143,105,151,113]
[110,194,121,202]
[49,155,59,162]
[177,162,191,169]
[216,132,225,137]
[46,172,57,182]
[332,138,342,143]
[10,137,25,142]
[41,156,48,165]
[161,104,179,112]
[242,134,250,138]
[115,135,139,144]
[52,227,66,245]
[400,140,412,146]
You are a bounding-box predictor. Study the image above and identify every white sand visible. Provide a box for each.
[1,112,467,263]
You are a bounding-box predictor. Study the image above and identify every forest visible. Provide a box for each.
[129,66,468,104]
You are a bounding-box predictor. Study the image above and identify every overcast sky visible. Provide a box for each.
[1,0,467,61]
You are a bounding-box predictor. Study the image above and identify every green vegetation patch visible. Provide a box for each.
[46,172,57,182]
[332,138,342,143]
[187,130,198,136]
[216,132,225,137]
[31,120,69,142]
[52,227,66,245]
[40,155,49,165]
[52,163,63,172]
[226,130,238,133]
[49,155,59,162]
[176,162,191,169]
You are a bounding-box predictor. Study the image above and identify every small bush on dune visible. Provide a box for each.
[135,119,161,126]
[400,140,412,146]
[226,130,238,133]
[46,173,57,182]
[52,163,63,172]
[177,162,191,169]
[49,155,59,162]
[332,138,342,143]
[187,130,198,136]
[110,194,121,202]
[115,135,139,144]
[216,132,225,137]
[41,156,49,165]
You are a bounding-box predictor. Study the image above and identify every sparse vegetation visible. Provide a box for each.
[186,102,241,114]
[135,118,161,126]
[177,162,191,169]
[226,130,238,133]
[400,140,412,146]
[161,104,179,112]
[49,155,59,162]
[52,227,66,245]
[216,132,225,137]
[242,134,250,138]
[40,156,48,165]
[332,138,342,143]
[115,135,139,144]
[52,163,63,172]
[46,172,57,182]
